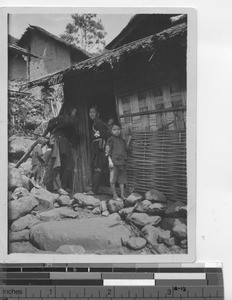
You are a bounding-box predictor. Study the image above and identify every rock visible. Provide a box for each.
[102,210,110,217]
[30,187,56,211]
[126,237,147,250]
[36,207,79,222]
[54,203,60,208]
[52,193,60,200]
[164,237,177,247]
[118,206,134,217]
[172,220,187,240]
[8,192,14,201]
[165,201,187,218]
[147,203,166,216]
[11,214,41,231]
[142,225,170,247]
[157,228,171,244]
[100,201,107,212]
[18,159,32,176]
[30,216,132,252]
[8,167,23,191]
[108,213,121,222]
[142,225,159,246]
[181,239,187,245]
[8,136,34,161]
[180,239,188,249]
[129,213,161,227]
[125,192,143,207]
[9,229,30,242]
[21,175,34,191]
[57,195,71,206]
[56,245,85,254]
[170,245,187,254]
[145,189,166,203]
[11,187,30,200]
[159,218,187,231]
[9,242,38,253]
[121,236,129,246]
[73,193,101,208]
[92,207,101,215]
[9,196,39,222]
[107,199,124,213]
[135,200,152,213]
[156,243,170,254]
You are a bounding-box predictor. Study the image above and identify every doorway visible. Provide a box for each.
[87,90,118,125]
[87,89,118,192]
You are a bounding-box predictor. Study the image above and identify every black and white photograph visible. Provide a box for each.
[3,7,196,261]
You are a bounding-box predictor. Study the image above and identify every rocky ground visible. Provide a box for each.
[8,136,188,255]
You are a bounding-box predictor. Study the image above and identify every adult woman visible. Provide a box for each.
[44,107,78,194]
[87,106,111,195]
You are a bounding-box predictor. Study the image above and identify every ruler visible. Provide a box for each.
[0,263,224,300]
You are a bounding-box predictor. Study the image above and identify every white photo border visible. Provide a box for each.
[0,5,196,264]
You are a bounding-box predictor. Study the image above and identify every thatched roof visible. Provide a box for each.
[8,43,38,58]
[18,25,91,59]
[170,14,187,24]
[105,14,179,50]
[24,22,187,89]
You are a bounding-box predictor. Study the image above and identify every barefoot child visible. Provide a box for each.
[105,123,132,200]
[30,137,47,188]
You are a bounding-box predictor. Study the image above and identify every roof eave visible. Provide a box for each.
[24,22,187,90]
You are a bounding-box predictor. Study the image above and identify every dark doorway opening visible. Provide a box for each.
[87,90,118,125]
[87,89,118,193]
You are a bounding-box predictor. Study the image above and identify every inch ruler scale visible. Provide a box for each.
[0,263,224,300]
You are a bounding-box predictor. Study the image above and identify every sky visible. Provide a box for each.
[8,13,134,46]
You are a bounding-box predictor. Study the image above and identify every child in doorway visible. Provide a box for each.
[30,137,47,188]
[105,122,132,201]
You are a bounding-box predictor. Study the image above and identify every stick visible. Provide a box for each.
[125,217,161,255]
[15,132,48,168]
[121,197,161,254]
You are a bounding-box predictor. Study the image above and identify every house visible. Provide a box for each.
[26,14,188,202]
[8,34,30,82]
[17,25,91,81]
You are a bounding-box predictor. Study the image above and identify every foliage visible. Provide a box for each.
[60,14,106,53]
[8,91,44,137]
[8,81,64,138]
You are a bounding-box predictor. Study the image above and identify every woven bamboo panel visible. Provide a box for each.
[127,131,187,202]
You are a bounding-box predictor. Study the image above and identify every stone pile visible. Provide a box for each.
[117,190,188,254]
[8,139,187,255]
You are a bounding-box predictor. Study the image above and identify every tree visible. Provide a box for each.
[60,14,106,53]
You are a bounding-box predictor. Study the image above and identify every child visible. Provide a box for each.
[105,122,132,200]
[30,137,47,188]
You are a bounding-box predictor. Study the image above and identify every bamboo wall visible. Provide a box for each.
[115,63,187,202]
[127,131,187,202]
